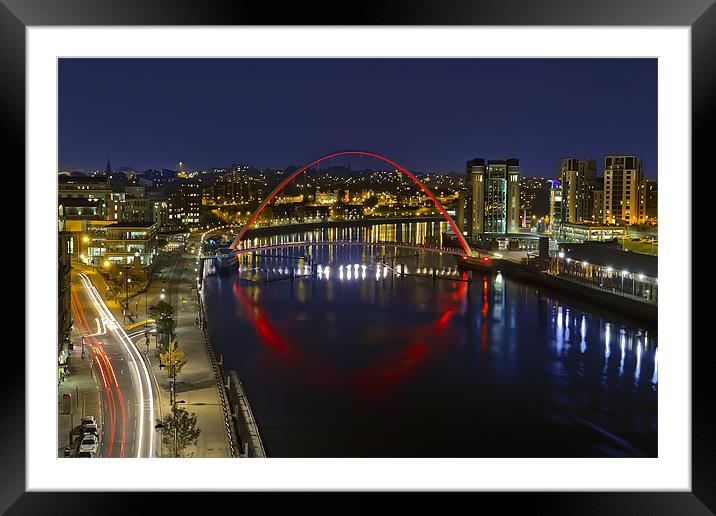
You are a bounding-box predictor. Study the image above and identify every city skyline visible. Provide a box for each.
[59,58,658,179]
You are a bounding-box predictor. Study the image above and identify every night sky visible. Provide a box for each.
[58,58,657,179]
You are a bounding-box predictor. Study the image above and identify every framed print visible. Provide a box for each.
[5,0,713,512]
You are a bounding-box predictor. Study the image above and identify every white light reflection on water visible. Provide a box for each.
[635,339,642,383]
[555,306,564,354]
[580,315,587,353]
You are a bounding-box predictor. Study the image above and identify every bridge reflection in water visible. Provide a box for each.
[201,222,657,458]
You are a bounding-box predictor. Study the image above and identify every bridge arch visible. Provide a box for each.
[231,151,472,255]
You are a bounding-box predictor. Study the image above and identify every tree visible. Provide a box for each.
[159,342,187,379]
[157,406,201,457]
[149,301,175,343]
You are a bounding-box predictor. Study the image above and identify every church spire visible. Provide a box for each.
[105,158,112,174]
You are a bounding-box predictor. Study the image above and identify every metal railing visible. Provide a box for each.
[549,271,657,305]
[227,371,266,458]
[196,292,238,458]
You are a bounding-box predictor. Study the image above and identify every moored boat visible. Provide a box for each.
[215,247,238,274]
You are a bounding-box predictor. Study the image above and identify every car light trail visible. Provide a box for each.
[79,273,156,458]
[71,288,119,456]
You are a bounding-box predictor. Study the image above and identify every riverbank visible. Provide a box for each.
[197,230,266,457]
[149,245,235,457]
[493,258,658,327]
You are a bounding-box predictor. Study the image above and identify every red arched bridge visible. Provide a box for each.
[229,151,473,255]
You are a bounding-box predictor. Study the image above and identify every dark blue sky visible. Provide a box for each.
[58,58,657,178]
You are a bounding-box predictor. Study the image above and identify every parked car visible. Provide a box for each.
[81,416,96,427]
[83,425,98,437]
[79,434,99,454]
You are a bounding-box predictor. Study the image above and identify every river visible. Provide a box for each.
[201,221,657,457]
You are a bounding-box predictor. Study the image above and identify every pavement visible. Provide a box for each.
[56,338,102,457]
[73,235,231,458]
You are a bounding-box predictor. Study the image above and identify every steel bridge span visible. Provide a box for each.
[229,151,472,255]
[202,240,468,260]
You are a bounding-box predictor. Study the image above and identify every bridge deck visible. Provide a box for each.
[201,240,469,260]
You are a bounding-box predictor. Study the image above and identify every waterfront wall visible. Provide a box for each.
[227,371,266,458]
[196,290,240,457]
[497,260,657,326]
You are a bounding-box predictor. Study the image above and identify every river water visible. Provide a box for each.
[201,222,657,457]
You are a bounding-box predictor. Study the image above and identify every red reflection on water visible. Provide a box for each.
[354,280,467,395]
[433,309,454,331]
[231,274,469,393]
[355,343,427,394]
[481,275,489,351]
[233,281,297,362]
[451,279,468,302]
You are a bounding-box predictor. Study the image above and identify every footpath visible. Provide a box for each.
[73,238,232,458]
[57,272,103,457]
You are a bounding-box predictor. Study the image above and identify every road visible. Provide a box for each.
[70,270,158,457]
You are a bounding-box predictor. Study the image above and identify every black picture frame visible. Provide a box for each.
[4,0,712,513]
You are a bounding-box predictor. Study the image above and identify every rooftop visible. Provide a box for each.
[108,221,157,229]
[559,242,657,278]
[59,175,109,185]
[58,197,103,207]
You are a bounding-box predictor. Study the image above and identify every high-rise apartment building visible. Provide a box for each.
[548,179,563,235]
[466,158,520,237]
[591,187,604,223]
[466,158,485,239]
[180,181,201,227]
[167,180,201,227]
[638,179,658,225]
[560,158,597,223]
[455,192,465,233]
[603,155,644,225]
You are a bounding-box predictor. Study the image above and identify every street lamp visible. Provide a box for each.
[621,270,628,294]
[123,266,131,322]
[154,423,165,457]
[173,400,186,457]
